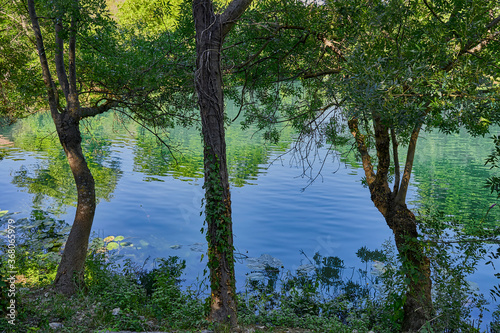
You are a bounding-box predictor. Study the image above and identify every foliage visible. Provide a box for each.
[202,151,236,300]
[115,0,183,37]
[0,229,493,332]
[149,257,205,328]
[0,1,45,122]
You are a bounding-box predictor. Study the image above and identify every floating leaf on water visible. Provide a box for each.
[246,254,283,270]
[170,245,182,250]
[190,243,205,252]
[120,242,133,247]
[0,210,8,217]
[296,264,315,274]
[246,272,266,281]
[114,236,125,242]
[103,236,115,243]
[106,242,119,251]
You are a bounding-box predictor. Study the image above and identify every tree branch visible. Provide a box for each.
[54,20,70,102]
[68,13,78,108]
[391,127,400,195]
[302,69,341,79]
[27,0,60,117]
[220,0,253,38]
[422,0,446,26]
[372,113,391,187]
[443,14,500,72]
[348,118,376,186]
[79,100,118,119]
[394,122,422,205]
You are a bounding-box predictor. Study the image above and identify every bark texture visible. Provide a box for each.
[348,115,432,332]
[52,113,96,294]
[192,0,252,325]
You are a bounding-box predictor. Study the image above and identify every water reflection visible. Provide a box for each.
[412,129,499,225]
[1,114,123,215]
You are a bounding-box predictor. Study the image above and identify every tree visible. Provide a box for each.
[23,0,121,294]
[192,0,252,325]
[340,1,500,330]
[229,0,500,331]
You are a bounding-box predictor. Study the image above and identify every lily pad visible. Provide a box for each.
[106,242,119,251]
[103,236,115,243]
[114,236,125,242]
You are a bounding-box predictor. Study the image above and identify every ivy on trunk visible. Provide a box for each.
[192,0,252,326]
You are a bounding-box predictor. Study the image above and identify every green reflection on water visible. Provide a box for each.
[412,129,499,225]
[0,103,294,212]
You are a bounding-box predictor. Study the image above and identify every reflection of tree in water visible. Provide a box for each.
[0,134,14,147]
[0,134,14,161]
[412,130,498,225]
[0,209,70,284]
[132,103,293,186]
[5,113,123,215]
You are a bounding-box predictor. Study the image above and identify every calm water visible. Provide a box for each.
[0,111,498,324]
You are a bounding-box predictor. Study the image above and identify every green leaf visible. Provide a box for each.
[106,242,119,251]
[114,235,125,242]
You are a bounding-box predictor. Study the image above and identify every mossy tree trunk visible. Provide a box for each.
[192,0,252,325]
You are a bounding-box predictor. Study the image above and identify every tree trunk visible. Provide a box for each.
[193,0,237,325]
[386,202,432,332]
[349,117,432,332]
[53,112,96,295]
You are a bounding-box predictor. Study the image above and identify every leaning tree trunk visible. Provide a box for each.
[53,112,96,295]
[193,0,237,325]
[349,116,433,332]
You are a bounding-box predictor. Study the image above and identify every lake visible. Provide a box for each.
[0,109,498,326]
